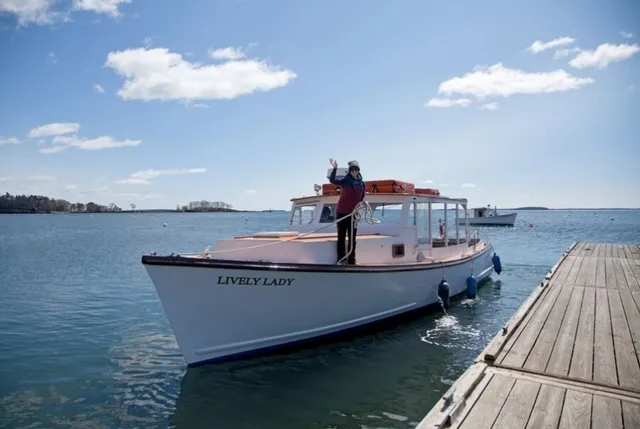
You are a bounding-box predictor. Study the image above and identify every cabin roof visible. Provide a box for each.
[290,192,468,205]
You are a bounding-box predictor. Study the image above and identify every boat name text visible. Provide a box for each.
[216,276,295,286]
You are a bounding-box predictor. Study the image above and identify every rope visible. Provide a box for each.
[199,200,380,258]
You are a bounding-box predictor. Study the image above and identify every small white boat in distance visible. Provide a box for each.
[141,178,503,366]
[458,205,517,227]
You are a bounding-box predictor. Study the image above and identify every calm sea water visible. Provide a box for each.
[1,210,639,429]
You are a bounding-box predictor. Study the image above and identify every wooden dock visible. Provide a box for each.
[416,242,640,429]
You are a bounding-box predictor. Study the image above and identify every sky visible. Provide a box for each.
[0,0,639,211]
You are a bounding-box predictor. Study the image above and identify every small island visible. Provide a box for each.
[513,206,549,210]
[0,192,241,214]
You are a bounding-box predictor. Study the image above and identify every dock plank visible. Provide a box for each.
[605,257,617,289]
[558,390,592,429]
[498,282,566,367]
[457,374,515,429]
[545,287,584,377]
[490,379,540,429]
[596,257,607,287]
[568,287,595,381]
[416,243,640,429]
[620,259,640,291]
[622,402,640,428]
[593,288,618,386]
[565,256,584,285]
[524,384,564,429]
[611,244,620,259]
[523,284,574,372]
[619,290,640,369]
[592,396,622,429]
[613,258,629,290]
[608,289,640,391]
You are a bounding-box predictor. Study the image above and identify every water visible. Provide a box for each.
[0,209,638,429]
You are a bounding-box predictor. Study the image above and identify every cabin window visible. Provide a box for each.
[392,244,405,258]
[413,203,431,246]
[369,203,403,225]
[319,204,337,223]
[290,204,316,225]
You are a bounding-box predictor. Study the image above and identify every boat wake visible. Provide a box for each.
[419,314,481,350]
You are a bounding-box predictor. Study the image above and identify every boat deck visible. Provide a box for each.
[416,242,640,429]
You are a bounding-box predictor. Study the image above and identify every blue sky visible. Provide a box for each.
[1,0,639,210]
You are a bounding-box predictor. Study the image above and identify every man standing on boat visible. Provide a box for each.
[329,158,366,265]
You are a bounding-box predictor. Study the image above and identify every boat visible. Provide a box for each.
[141,174,502,366]
[458,205,517,227]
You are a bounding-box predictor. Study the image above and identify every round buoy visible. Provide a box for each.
[438,278,450,309]
[466,275,477,299]
[163,223,167,227]
[492,253,502,275]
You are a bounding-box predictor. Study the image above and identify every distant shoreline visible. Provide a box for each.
[0,209,259,215]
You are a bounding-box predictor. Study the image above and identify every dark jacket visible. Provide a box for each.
[329,167,366,214]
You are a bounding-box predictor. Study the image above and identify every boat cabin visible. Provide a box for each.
[207,178,483,266]
[472,205,498,218]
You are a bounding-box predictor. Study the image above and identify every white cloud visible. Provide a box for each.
[26,175,57,181]
[423,180,434,184]
[0,0,129,26]
[209,46,246,60]
[526,37,576,54]
[27,122,80,138]
[47,52,57,64]
[437,63,594,99]
[461,183,477,188]
[40,135,142,153]
[620,31,633,39]
[72,0,131,17]
[569,43,640,69]
[245,189,257,195]
[0,177,13,182]
[425,98,472,108]
[115,168,207,185]
[65,184,77,190]
[0,137,21,145]
[553,47,581,59]
[93,84,104,93]
[104,47,296,103]
[480,102,498,111]
[0,0,60,26]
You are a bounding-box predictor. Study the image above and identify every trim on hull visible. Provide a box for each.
[141,243,493,273]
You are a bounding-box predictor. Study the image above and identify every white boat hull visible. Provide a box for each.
[459,212,517,226]
[142,244,495,366]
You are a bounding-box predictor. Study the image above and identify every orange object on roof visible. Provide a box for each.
[322,184,341,195]
[415,187,440,196]
[366,180,415,194]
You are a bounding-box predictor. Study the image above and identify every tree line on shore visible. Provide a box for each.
[177,200,237,212]
[0,192,122,214]
[0,192,238,214]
